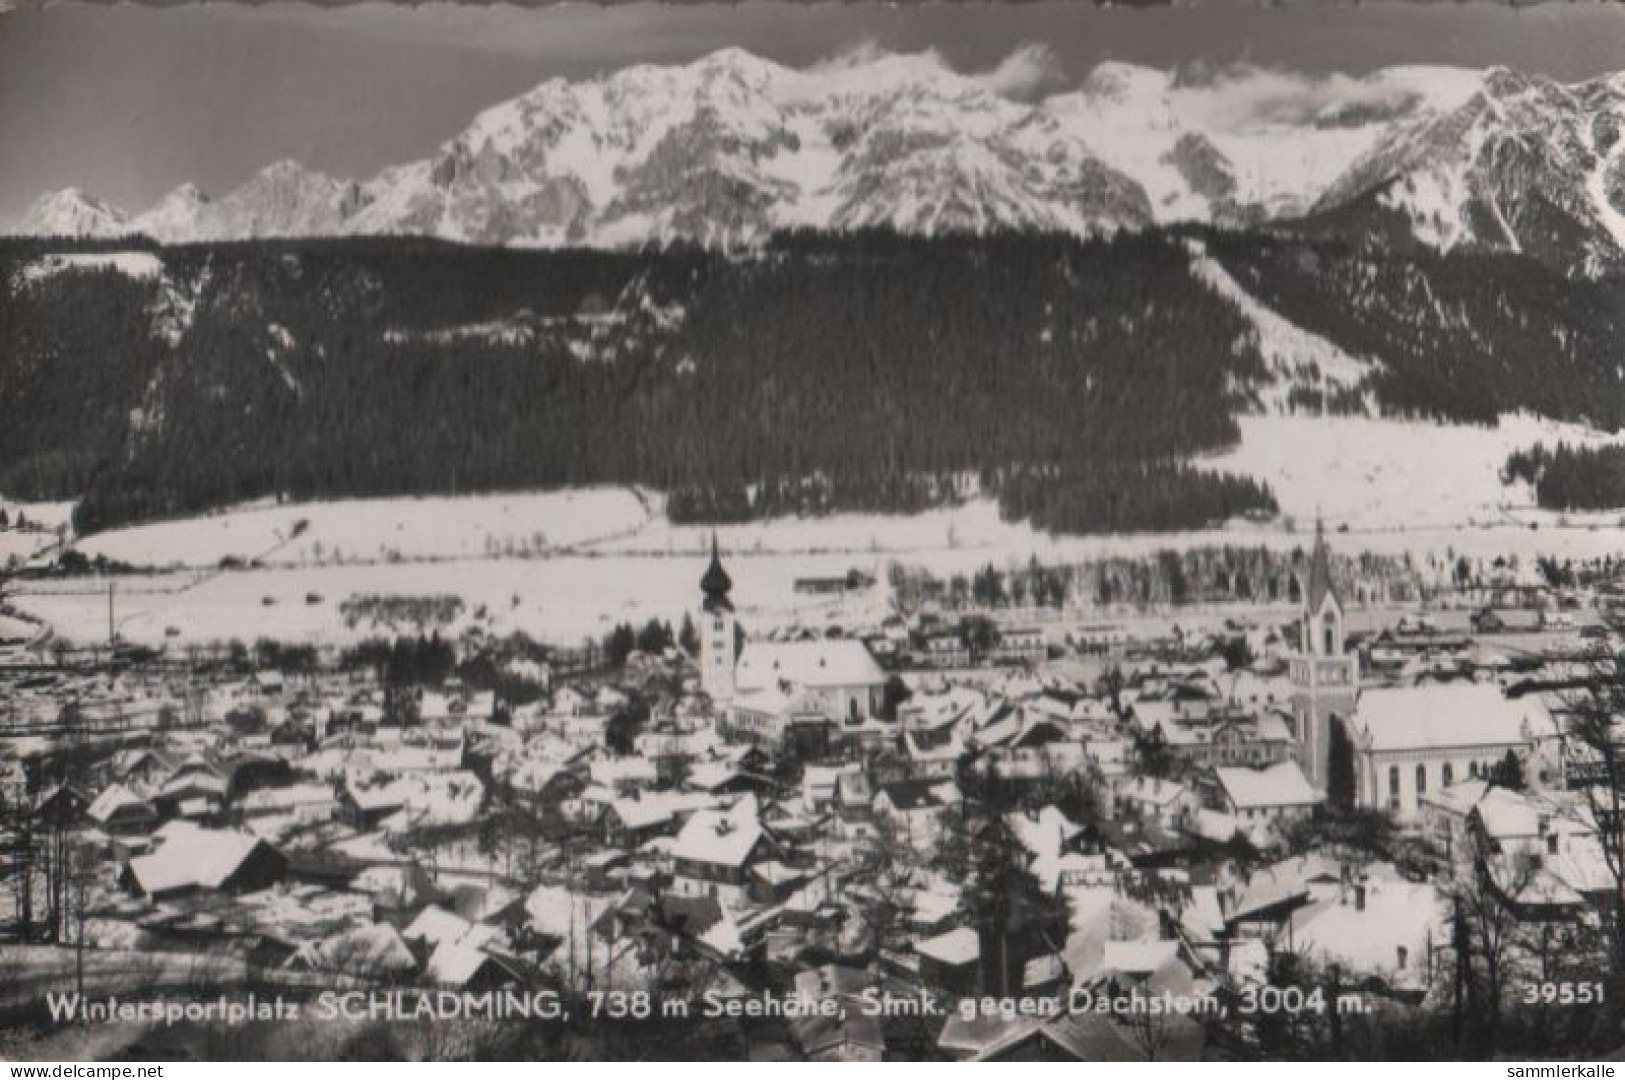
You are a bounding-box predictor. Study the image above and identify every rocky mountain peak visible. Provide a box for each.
[14,48,1625,274]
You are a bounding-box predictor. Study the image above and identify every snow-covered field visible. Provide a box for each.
[1209,412,1625,530]
[73,406,1623,580]
[15,489,1625,649]
[0,531,54,566]
[75,488,655,569]
[14,409,1625,650]
[11,549,891,648]
[1181,232,1625,530]
[1,499,75,532]
[0,498,73,566]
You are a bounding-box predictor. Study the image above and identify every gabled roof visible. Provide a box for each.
[403,904,498,952]
[87,783,152,824]
[1289,879,1444,990]
[790,965,885,1059]
[111,748,174,778]
[609,790,715,831]
[589,756,657,787]
[125,824,278,895]
[1227,853,1340,922]
[735,640,885,692]
[425,942,519,987]
[1213,761,1320,811]
[1470,787,1582,843]
[938,998,1206,1062]
[671,809,765,868]
[686,761,742,792]
[290,922,418,976]
[35,782,93,812]
[1351,683,1537,753]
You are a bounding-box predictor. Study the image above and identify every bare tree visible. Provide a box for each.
[66,841,99,1003]
[1114,977,1173,1061]
[854,812,915,958]
[1,783,36,941]
[1553,648,1625,1020]
[38,800,73,943]
[1453,818,1541,1054]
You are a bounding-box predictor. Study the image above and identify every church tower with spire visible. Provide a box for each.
[1289,518,1359,794]
[698,533,736,703]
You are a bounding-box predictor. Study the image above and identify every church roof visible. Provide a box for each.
[700,533,733,612]
[1350,683,1538,753]
[735,640,886,693]
[1304,517,1339,614]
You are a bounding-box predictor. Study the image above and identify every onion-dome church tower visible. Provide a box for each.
[698,533,736,703]
[1289,518,1359,793]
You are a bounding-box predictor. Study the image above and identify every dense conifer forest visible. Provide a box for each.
[1503,443,1625,511]
[3,227,1623,535]
[1201,231,1625,429]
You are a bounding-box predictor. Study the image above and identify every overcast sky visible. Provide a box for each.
[4,1,1625,226]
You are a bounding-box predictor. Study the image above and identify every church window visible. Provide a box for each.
[1322,617,1336,656]
[1415,764,1427,801]
[1388,765,1400,811]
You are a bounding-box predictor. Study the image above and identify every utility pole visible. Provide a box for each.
[107,580,115,651]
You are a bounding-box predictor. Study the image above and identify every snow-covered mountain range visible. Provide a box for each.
[16,48,1625,271]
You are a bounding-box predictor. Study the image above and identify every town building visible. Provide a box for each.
[1347,682,1540,820]
[698,534,737,703]
[1288,520,1359,795]
[733,639,887,727]
[1209,760,1321,843]
[670,806,777,903]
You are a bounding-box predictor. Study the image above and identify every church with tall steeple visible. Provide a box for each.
[1288,518,1359,794]
[692,537,887,737]
[698,533,737,702]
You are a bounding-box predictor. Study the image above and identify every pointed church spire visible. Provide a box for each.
[1305,513,1338,615]
[700,530,733,613]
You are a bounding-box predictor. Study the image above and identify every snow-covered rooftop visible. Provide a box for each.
[1213,760,1320,810]
[1352,682,1539,752]
[735,639,886,692]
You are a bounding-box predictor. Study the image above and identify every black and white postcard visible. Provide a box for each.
[3,0,1625,1064]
